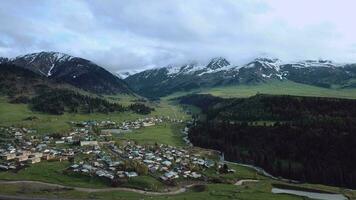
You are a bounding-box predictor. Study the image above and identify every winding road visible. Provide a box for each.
[0,180,195,195]
[0,178,260,200]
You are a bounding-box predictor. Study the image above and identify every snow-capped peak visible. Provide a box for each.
[160,58,234,77]
[291,59,342,68]
[117,70,141,79]
[164,62,206,75]
[166,65,182,75]
[15,51,74,64]
[49,52,74,62]
[207,57,230,70]
[245,57,282,71]
[10,51,78,77]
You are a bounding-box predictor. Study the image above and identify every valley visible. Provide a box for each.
[0,92,356,200]
[1,52,356,200]
[3,1,356,199]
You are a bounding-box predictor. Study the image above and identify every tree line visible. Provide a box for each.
[182,94,356,188]
[30,88,153,115]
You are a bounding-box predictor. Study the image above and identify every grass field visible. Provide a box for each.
[0,161,305,200]
[122,175,165,191]
[0,95,188,134]
[0,181,309,200]
[0,161,108,188]
[0,160,354,199]
[118,123,186,147]
[165,80,356,100]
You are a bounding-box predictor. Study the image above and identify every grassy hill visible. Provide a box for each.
[165,80,356,100]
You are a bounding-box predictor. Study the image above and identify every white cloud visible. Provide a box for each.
[0,0,355,72]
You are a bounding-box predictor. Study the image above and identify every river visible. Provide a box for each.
[272,188,348,200]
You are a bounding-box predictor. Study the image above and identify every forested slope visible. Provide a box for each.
[180,94,356,188]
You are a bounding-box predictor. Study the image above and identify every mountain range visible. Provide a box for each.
[125,57,356,97]
[0,52,131,94]
[2,52,356,98]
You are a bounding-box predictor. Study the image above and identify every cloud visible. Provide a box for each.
[0,0,355,73]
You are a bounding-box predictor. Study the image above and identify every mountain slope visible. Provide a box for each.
[0,63,62,98]
[0,63,153,115]
[6,52,132,94]
[125,57,356,97]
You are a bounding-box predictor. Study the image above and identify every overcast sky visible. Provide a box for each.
[1,0,356,73]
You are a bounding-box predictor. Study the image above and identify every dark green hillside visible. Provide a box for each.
[0,63,153,115]
[0,63,47,97]
[181,94,356,188]
[179,94,356,121]
[52,57,132,94]
[282,65,354,88]
[30,88,126,115]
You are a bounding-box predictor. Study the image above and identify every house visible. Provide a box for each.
[100,130,113,136]
[28,157,41,164]
[30,153,43,158]
[190,172,202,178]
[142,122,155,127]
[20,151,32,157]
[14,132,23,139]
[15,155,28,162]
[1,153,16,160]
[0,165,9,170]
[71,164,79,169]
[163,171,178,179]
[117,171,125,178]
[42,154,56,161]
[80,141,98,146]
[162,160,172,167]
[96,170,114,180]
[125,171,138,178]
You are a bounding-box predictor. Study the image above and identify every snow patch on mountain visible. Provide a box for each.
[47,64,55,77]
[290,60,342,68]
[15,52,74,64]
[166,65,181,75]
[244,57,282,71]
[197,64,236,76]
[117,70,141,79]
[178,63,206,74]
[156,58,235,77]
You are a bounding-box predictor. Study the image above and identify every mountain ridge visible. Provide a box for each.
[1,51,132,95]
[125,57,356,97]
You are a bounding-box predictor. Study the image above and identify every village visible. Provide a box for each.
[0,116,234,188]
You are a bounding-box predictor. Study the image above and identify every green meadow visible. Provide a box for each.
[0,94,188,135]
[165,81,356,99]
[118,123,186,147]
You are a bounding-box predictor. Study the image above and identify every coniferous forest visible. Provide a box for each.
[30,88,154,115]
[181,94,356,188]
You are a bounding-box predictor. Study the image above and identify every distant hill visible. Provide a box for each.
[125,57,356,97]
[2,51,132,95]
